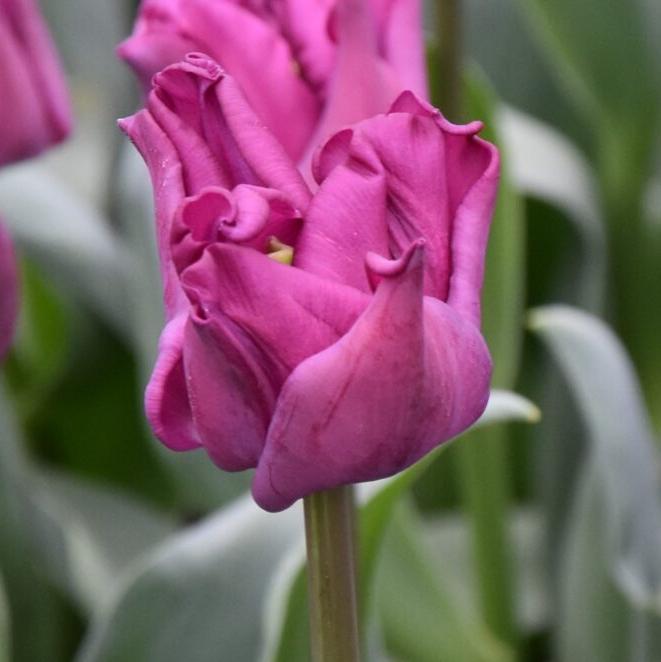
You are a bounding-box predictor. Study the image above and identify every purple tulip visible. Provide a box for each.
[120,55,498,511]
[0,0,72,165]
[118,0,427,167]
[0,222,18,360]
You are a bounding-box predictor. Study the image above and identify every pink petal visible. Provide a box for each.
[171,184,302,273]
[118,110,188,318]
[145,314,200,451]
[272,0,335,91]
[299,0,403,180]
[179,242,368,471]
[377,0,428,98]
[0,222,19,360]
[0,0,71,165]
[119,0,320,162]
[296,94,498,309]
[252,241,491,511]
[183,2,320,162]
[117,0,197,91]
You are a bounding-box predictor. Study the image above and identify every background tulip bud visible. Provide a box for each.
[119,0,426,168]
[0,0,72,165]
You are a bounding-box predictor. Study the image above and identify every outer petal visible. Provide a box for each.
[253,241,491,511]
[0,0,71,165]
[390,94,500,326]
[180,243,368,472]
[182,2,319,161]
[299,0,403,179]
[120,55,311,273]
[377,0,427,98]
[119,0,319,161]
[145,314,200,451]
[273,0,335,91]
[118,109,188,318]
[297,93,498,309]
[116,0,198,90]
[0,222,19,360]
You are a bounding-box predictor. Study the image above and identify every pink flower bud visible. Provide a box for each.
[0,0,72,165]
[120,57,499,511]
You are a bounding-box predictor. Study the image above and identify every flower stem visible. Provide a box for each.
[304,486,361,662]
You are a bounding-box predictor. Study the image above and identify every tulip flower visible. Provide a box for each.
[0,222,18,360]
[0,0,72,165]
[118,0,427,167]
[120,55,498,511]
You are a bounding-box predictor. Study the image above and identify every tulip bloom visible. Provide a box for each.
[120,55,498,511]
[0,0,72,165]
[118,0,427,166]
[0,223,18,360]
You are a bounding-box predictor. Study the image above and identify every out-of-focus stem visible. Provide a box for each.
[304,485,361,662]
[435,0,463,119]
[456,428,517,646]
[436,0,518,648]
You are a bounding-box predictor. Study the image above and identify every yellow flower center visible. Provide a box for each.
[267,236,294,265]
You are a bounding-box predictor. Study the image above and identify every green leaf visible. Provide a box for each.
[0,164,130,339]
[75,497,303,662]
[498,106,606,311]
[517,0,659,214]
[261,391,539,662]
[529,306,661,661]
[5,259,69,416]
[0,382,79,662]
[24,470,176,614]
[0,572,10,662]
[517,0,658,122]
[377,506,513,662]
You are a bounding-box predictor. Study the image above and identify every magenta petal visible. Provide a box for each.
[118,32,197,93]
[0,0,71,165]
[119,0,320,161]
[297,95,498,305]
[179,242,368,471]
[119,111,188,318]
[182,2,320,162]
[0,223,19,360]
[172,184,302,272]
[212,68,312,211]
[375,0,427,98]
[299,0,403,179]
[252,240,491,511]
[181,243,368,372]
[181,313,272,471]
[145,314,200,451]
[273,0,335,90]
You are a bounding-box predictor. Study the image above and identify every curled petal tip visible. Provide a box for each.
[365,238,425,278]
[184,52,225,78]
[117,116,132,135]
[390,90,484,136]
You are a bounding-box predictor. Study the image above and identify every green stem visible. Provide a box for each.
[304,486,361,662]
[435,0,463,119]
[436,0,518,648]
[456,428,517,646]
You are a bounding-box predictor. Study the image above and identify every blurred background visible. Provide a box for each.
[0,0,660,660]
